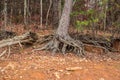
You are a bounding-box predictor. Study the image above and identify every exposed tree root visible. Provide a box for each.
[35,33,120,55]
[72,33,114,52]
[35,35,85,56]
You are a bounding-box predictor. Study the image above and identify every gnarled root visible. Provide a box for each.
[35,35,85,56]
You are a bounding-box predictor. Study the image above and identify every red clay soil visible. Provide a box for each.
[0,26,120,80]
[0,48,120,80]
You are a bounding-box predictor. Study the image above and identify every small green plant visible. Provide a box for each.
[76,20,89,31]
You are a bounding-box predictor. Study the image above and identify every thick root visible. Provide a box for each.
[35,35,85,56]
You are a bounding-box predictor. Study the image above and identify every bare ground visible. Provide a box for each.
[0,25,120,80]
[0,47,120,80]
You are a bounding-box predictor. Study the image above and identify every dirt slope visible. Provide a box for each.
[0,48,120,80]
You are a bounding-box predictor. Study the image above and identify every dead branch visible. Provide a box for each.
[0,32,37,48]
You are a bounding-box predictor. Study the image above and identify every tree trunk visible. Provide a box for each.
[56,0,73,39]
[3,0,7,30]
[24,0,28,26]
[40,0,43,28]
[52,0,60,28]
[36,0,84,56]
[45,0,52,27]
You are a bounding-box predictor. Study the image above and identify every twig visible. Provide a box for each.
[7,45,11,58]
[0,49,7,58]
[18,41,23,48]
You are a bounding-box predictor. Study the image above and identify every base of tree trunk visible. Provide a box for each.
[35,34,85,57]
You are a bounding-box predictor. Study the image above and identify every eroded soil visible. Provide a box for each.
[0,26,120,80]
[0,48,120,80]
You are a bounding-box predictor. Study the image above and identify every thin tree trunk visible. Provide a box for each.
[10,5,13,31]
[103,0,108,31]
[3,0,7,30]
[40,0,43,28]
[52,0,60,28]
[27,0,31,24]
[45,0,52,27]
[24,0,27,26]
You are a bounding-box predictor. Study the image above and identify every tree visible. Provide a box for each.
[45,0,52,27]
[3,0,7,30]
[40,0,43,28]
[56,0,73,39]
[52,0,60,28]
[37,0,84,56]
[24,0,28,28]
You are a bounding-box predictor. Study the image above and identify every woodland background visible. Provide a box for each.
[0,0,120,80]
[0,0,120,35]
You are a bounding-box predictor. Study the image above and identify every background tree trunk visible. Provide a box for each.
[52,0,60,28]
[24,0,28,26]
[45,0,52,27]
[40,0,43,28]
[3,0,7,30]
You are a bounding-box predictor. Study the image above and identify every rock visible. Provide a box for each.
[66,67,82,71]
[58,69,63,72]
[99,78,105,80]
[54,72,60,79]
[20,76,23,79]
[65,72,71,75]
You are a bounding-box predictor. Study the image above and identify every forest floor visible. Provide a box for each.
[0,25,120,80]
[0,49,120,80]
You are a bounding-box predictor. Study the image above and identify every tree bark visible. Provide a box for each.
[52,0,60,28]
[3,0,7,30]
[40,0,43,28]
[0,32,37,48]
[56,0,73,39]
[45,0,52,27]
[36,0,84,56]
[24,0,28,26]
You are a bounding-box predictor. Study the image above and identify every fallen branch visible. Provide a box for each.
[0,32,37,48]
